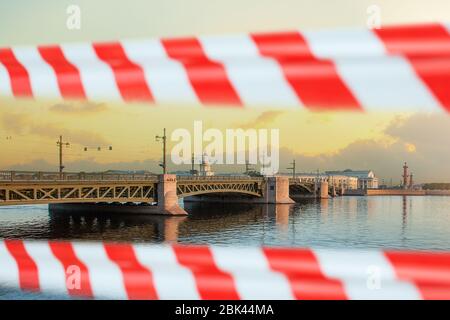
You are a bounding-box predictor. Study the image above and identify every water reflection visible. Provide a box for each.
[45,202,295,243]
[402,196,408,234]
[48,207,188,243]
[0,196,449,250]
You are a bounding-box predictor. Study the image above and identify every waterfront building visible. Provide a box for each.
[328,175,359,190]
[280,172,359,190]
[325,169,379,189]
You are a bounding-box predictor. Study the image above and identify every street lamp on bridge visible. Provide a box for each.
[155,128,167,174]
[56,135,70,174]
[287,159,296,179]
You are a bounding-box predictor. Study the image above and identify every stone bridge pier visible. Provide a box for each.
[181,176,294,206]
[255,176,295,204]
[157,174,187,215]
[318,181,329,199]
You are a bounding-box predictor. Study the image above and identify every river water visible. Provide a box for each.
[1,195,449,299]
[0,195,449,250]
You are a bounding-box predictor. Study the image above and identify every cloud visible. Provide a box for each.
[404,143,416,153]
[0,112,109,146]
[0,112,29,135]
[278,114,450,183]
[385,113,450,153]
[49,102,108,115]
[5,113,450,183]
[237,111,284,129]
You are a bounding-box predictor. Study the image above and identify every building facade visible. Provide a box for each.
[325,169,379,189]
[281,173,359,190]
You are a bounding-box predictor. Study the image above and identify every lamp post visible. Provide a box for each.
[156,128,167,174]
[56,135,70,175]
[287,159,296,179]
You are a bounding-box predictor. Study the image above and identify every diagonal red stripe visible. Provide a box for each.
[4,240,40,292]
[49,241,93,298]
[0,48,33,97]
[373,23,450,57]
[104,244,158,300]
[161,37,242,106]
[252,31,361,111]
[93,42,153,102]
[385,251,450,300]
[172,245,240,300]
[263,248,347,300]
[38,45,86,99]
[375,24,450,111]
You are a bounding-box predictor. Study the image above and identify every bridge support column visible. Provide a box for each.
[330,185,336,197]
[319,182,329,199]
[262,176,295,204]
[157,174,187,215]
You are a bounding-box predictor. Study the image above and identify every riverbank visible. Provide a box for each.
[344,189,450,196]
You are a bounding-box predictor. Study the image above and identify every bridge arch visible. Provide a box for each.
[176,181,263,199]
[177,189,262,199]
[289,183,314,194]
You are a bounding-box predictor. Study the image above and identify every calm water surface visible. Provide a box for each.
[0,195,449,250]
[1,195,449,298]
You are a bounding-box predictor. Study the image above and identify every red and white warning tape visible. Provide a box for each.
[0,240,449,300]
[1,23,450,111]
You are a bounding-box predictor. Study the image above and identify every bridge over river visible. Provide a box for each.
[0,171,330,215]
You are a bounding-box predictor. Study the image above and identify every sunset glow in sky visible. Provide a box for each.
[1,0,450,183]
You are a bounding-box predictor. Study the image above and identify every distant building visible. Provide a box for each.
[328,175,359,190]
[199,154,214,176]
[279,172,359,190]
[325,169,379,189]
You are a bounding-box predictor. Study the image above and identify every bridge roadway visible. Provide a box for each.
[0,171,328,215]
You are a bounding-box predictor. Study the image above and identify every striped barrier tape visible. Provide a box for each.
[1,23,450,112]
[0,240,449,300]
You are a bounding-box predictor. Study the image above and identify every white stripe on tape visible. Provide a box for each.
[0,62,12,96]
[60,43,121,101]
[444,23,450,35]
[24,241,68,295]
[303,29,441,111]
[303,28,387,59]
[201,35,301,108]
[71,242,127,299]
[331,56,440,111]
[121,40,199,105]
[210,247,294,300]
[133,244,200,300]
[0,241,20,289]
[12,47,61,99]
[313,249,421,300]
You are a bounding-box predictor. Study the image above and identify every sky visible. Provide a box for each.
[1,0,450,183]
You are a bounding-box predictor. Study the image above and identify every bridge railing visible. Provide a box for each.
[0,171,265,183]
[289,177,349,185]
[0,171,158,182]
[176,175,264,182]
